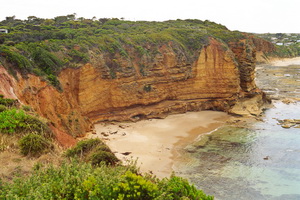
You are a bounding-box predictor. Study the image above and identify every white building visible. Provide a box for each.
[0,29,8,33]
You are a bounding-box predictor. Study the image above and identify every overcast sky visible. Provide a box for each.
[1,0,299,33]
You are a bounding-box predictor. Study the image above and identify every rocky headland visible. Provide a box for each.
[0,36,277,145]
[0,36,274,142]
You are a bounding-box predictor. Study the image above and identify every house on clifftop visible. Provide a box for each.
[0,29,8,33]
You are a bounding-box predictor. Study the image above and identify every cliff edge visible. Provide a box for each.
[0,19,274,139]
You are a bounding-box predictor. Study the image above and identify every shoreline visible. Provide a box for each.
[267,56,300,66]
[89,111,230,178]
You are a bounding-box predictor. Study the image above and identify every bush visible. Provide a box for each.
[0,96,17,107]
[18,133,53,156]
[65,138,103,157]
[0,109,28,133]
[0,108,52,137]
[0,105,6,112]
[113,171,159,200]
[0,45,32,70]
[90,151,119,166]
[67,49,89,63]
[0,161,214,200]
[157,175,214,200]
[65,138,119,166]
[21,105,31,112]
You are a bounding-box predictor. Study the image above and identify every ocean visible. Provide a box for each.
[175,59,300,200]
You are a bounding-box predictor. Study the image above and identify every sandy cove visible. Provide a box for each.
[88,111,230,178]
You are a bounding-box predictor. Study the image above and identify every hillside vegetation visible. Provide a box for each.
[256,33,300,57]
[0,15,247,87]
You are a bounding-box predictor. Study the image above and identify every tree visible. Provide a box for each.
[5,16,15,22]
[67,13,76,21]
[54,16,69,24]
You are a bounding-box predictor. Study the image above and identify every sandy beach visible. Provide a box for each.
[89,111,230,178]
[270,56,300,66]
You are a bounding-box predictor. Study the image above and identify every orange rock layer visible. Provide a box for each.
[0,38,273,137]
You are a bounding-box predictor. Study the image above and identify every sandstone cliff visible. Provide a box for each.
[0,37,273,138]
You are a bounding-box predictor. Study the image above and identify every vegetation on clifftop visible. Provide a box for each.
[0,15,246,85]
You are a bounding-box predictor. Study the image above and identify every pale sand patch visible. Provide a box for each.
[89,111,229,178]
[270,57,300,66]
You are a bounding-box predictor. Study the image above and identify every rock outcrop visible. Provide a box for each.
[250,36,276,64]
[0,37,271,138]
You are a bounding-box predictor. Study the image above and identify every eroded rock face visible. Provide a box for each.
[0,66,91,137]
[0,38,271,137]
[69,38,241,122]
[229,39,258,92]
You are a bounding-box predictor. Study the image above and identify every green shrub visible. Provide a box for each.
[94,144,112,152]
[0,108,28,133]
[18,133,52,156]
[0,107,52,136]
[65,138,103,157]
[0,105,7,112]
[113,171,159,200]
[46,73,61,89]
[0,161,213,200]
[67,49,89,63]
[22,114,53,138]
[0,107,53,154]
[0,96,17,107]
[90,151,119,166]
[21,105,31,112]
[66,138,119,166]
[0,46,33,70]
[157,175,214,200]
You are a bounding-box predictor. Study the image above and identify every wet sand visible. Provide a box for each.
[89,111,229,178]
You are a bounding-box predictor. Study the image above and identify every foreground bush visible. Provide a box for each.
[0,108,52,137]
[18,133,53,156]
[0,161,213,200]
[65,138,119,165]
[0,96,54,155]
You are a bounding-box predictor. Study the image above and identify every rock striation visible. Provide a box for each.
[0,37,274,138]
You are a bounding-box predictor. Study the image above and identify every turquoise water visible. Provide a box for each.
[177,101,300,200]
[176,63,300,200]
